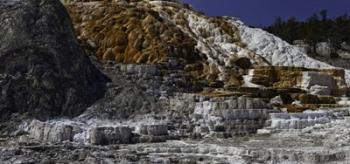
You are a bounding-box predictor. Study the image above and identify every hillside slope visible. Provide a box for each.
[231,19,350,85]
[0,0,108,122]
[64,0,350,88]
[1,1,350,163]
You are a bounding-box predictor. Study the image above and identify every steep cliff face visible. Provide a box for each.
[0,0,108,121]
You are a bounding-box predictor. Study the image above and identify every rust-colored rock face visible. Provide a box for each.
[64,1,247,88]
[251,66,305,88]
[66,1,198,65]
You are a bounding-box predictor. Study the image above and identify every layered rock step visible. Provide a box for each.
[246,66,348,96]
[259,110,348,132]
[134,124,173,143]
[269,112,332,130]
[9,116,350,163]
[169,93,275,137]
[28,120,173,145]
[26,94,276,145]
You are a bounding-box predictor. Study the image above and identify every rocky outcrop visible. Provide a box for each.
[247,66,347,96]
[0,0,108,122]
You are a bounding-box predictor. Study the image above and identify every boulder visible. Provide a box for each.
[89,126,133,145]
[0,0,107,121]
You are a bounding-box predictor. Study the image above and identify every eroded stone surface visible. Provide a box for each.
[0,0,108,123]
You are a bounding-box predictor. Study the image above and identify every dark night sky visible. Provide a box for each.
[182,0,350,27]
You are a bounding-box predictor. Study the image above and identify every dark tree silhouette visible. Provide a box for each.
[265,10,350,51]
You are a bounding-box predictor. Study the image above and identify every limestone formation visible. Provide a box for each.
[168,94,272,137]
[0,0,350,164]
[64,0,272,89]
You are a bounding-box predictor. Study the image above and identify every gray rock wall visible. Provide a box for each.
[0,0,108,122]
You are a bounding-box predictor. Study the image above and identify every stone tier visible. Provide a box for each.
[169,93,274,137]
[247,66,347,96]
